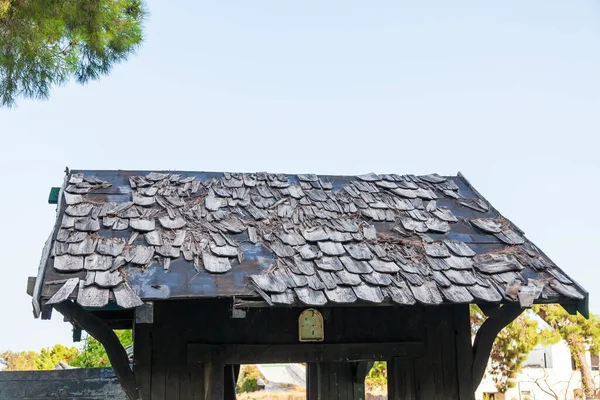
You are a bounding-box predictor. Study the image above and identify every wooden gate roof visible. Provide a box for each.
[34,170,588,316]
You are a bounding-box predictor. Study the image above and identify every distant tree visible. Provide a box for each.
[526,368,577,400]
[0,330,132,371]
[236,365,265,393]
[0,0,146,106]
[470,305,559,393]
[36,344,78,370]
[535,305,600,399]
[365,361,387,391]
[71,330,132,368]
[0,350,38,371]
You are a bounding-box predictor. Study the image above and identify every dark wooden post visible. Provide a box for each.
[454,305,475,400]
[204,361,224,400]
[307,362,372,400]
[387,357,416,400]
[351,361,373,400]
[224,364,240,400]
[133,323,153,400]
[307,363,319,400]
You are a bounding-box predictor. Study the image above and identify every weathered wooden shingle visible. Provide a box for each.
[352,283,384,303]
[76,281,109,308]
[46,278,80,304]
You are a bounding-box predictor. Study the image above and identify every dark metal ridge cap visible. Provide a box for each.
[70,169,462,180]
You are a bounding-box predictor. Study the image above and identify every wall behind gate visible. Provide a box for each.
[0,368,127,399]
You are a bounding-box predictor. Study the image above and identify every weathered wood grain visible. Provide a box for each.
[76,281,109,307]
[53,255,84,272]
[113,282,144,309]
[46,278,79,305]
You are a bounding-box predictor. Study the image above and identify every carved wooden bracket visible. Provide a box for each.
[54,301,140,400]
[472,304,523,391]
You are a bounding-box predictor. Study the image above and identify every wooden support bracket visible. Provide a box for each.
[54,301,140,400]
[472,304,523,391]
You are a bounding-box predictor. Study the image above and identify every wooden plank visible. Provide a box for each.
[387,357,416,400]
[76,282,109,308]
[202,251,232,273]
[454,305,475,400]
[165,325,181,400]
[113,282,144,309]
[224,364,240,400]
[53,255,84,272]
[306,363,319,400]
[438,308,459,400]
[414,310,443,399]
[46,278,79,305]
[151,324,167,400]
[95,270,123,288]
[189,362,205,400]
[133,323,152,400]
[317,363,330,400]
[188,342,424,364]
[204,361,224,400]
[352,361,373,400]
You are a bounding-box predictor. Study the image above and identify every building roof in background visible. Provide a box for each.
[35,170,587,315]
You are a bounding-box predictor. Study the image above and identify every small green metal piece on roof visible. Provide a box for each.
[48,187,60,204]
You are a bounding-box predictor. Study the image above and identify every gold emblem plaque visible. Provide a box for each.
[298,309,324,342]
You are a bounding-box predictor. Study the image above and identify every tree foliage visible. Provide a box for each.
[0,0,146,106]
[71,330,133,368]
[365,361,387,390]
[36,344,78,370]
[535,305,600,398]
[0,330,132,371]
[0,350,38,371]
[236,365,264,393]
[470,305,559,393]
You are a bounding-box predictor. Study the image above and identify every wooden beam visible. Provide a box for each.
[188,342,424,365]
[472,305,522,391]
[54,301,140,400]
[204,361,224,400]
[477,303,502,318]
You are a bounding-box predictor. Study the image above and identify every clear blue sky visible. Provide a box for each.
[1,0,599,351]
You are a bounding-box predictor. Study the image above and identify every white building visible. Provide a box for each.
[476,341,600,400]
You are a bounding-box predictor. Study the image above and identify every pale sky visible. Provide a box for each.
[1,0,599,352]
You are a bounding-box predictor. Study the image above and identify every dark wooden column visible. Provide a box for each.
[307,361,372,400]
[204,361,224,400]
[133,323,153,400]
[454,305,475,400]
[224,365,240,400]
[307,363,319,400]
[388,357,416,400]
